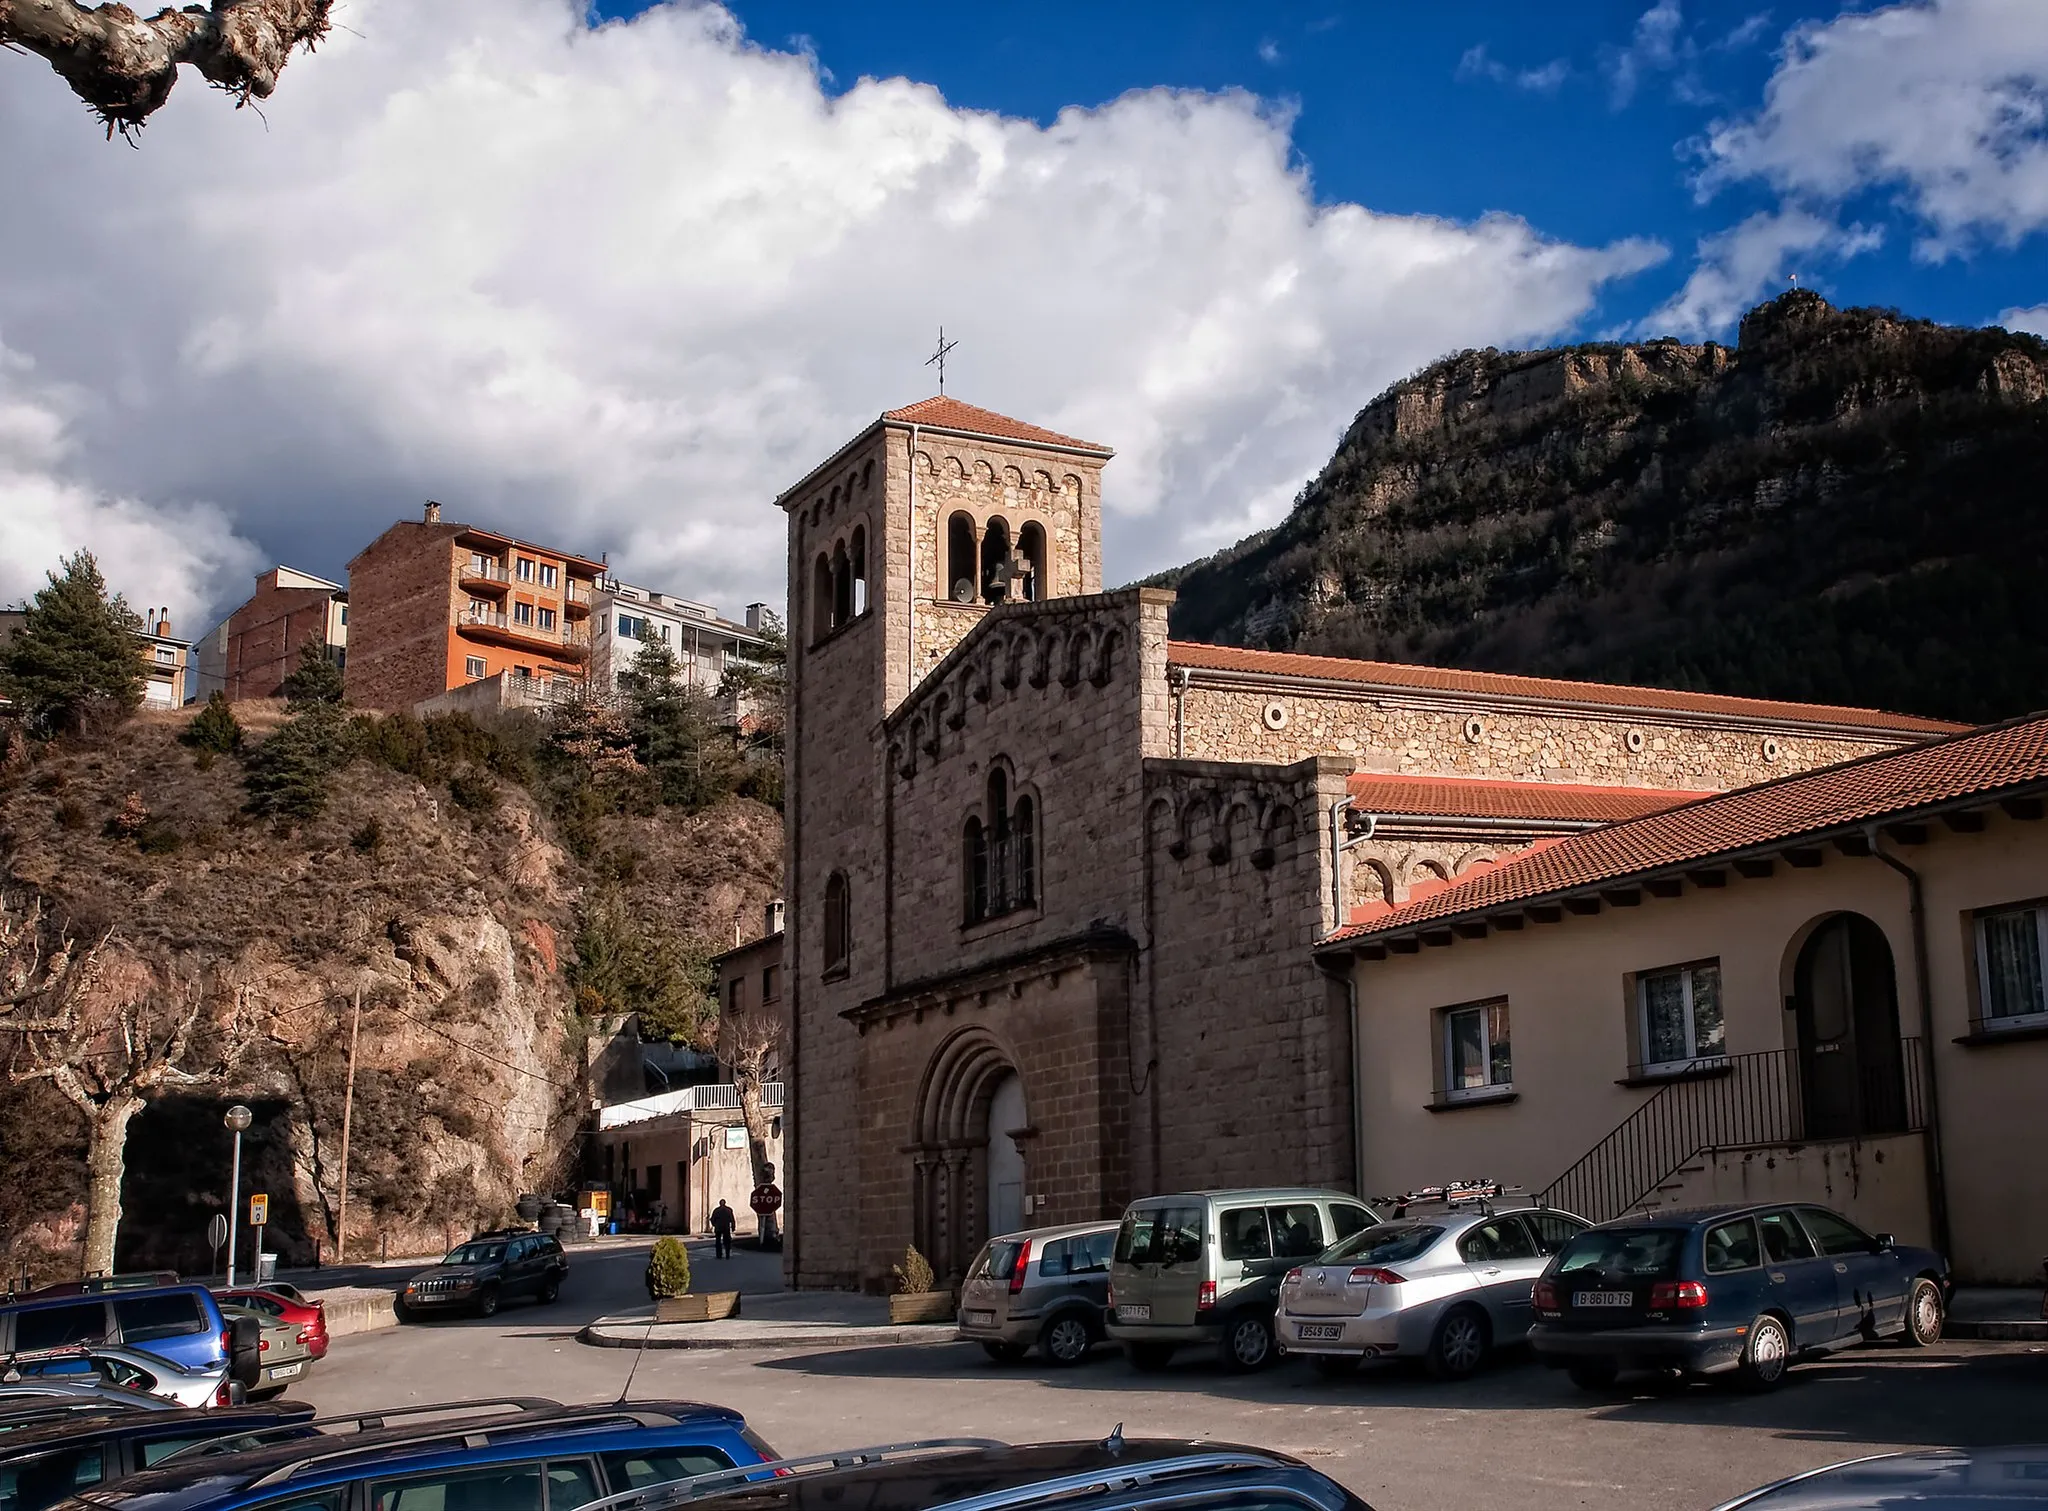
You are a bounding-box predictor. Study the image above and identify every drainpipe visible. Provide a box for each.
[1865,825,1953,1261]
[1317,955,1367,1199]
[1168,666,1190,758]
[1327,798,1376,938]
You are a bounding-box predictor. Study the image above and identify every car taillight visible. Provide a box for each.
[1649,1280,1710,1310]
[1533,1278,1559,1310]
[1009,1241,1032,1296]
[214,1380,233,1407]
[220,1328,232,1356]
[296,1330,310,1344]
[1347,1267,1405,1286]
[1196,1281,1217,1312]
[1282,1267,1303,1285]
[258,1339,269,1352]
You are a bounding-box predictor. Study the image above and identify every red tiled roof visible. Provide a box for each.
[1168,642,1963,736]
[883,396,1112,455]
[1323,712,2048,946]
[1348,772,1694,824]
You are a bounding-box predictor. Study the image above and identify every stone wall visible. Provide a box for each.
[1172,678,1902,789]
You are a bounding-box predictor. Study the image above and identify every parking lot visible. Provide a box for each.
[293,1242,2048,1511]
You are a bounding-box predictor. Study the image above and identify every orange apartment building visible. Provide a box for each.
[344,502,602,711]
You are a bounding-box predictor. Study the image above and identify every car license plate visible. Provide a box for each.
[1118,1304,1152,1322]
[965,1309,996,1326]
[267,1362,303,1378]
[1298,1324,1344,1341]
[1574,1291,1634,1308]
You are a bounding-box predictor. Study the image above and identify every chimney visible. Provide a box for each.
[424,500,442,524]
[745,603,767,631]
[765,898,785,936]
[156,615,171,638]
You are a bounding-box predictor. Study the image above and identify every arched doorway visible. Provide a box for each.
[1792,913,1907,1139]
[986,1074,1026,1240]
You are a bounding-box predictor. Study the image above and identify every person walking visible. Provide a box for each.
[710,1200,736,1260]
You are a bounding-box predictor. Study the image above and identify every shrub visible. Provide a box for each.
[135,820,181,855]
[350,818,382,854]
[448,767,499,815]
[891,1245,935,1295]
[646,1236,692,1299]
[104,791,148,839]
[55,799,86,830]
[280,639,346,708]
[181,692,244,756]
[244,703,359,821]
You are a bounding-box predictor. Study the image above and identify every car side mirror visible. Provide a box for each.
[1872,1233,1897,1252]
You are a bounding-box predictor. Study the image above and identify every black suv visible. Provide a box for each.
[398,1229,568,1319]
[0,1403,315,1511]
[580,1433,1371,1511]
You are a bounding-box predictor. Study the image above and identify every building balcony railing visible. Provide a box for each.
[457,607,591,658]
[460,560,510,592]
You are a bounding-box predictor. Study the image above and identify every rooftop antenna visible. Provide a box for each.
[926,326,958,394]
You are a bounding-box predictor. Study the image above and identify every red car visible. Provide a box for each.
[216,1287,329,1360]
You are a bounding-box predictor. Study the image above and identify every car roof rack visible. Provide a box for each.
[939,1450,1332,1511]
[1376,1181,1545,1220]
[577,1439,1010,1511]
[155,1398,566,1465]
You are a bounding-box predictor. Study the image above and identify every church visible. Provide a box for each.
[776,394,1957,1292]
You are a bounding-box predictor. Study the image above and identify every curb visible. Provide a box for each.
[1947,1319,2048,1342]
[577,1323,960,1351]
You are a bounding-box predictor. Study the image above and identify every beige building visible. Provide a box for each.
[776,394,1960,1293]
[1317,713,2048,1284]
[594,1084,786,1236]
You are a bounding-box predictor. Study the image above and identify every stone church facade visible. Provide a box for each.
[778,396,1959,1292]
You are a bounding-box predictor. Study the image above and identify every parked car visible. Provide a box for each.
[0,1288,243,1379]
[1529,1202,1950,1391]
[0,1403,315,1511]
[0,1389,179,1430]
[957,1222,1118,1367]
[13,1277,181,1302]
[1,1347,242,1411]
[213,1291,325,1362]
[1712,1448,2048,1511]
[581,1432,1374,1511]
[397,1229,568,1320]
[1277,1194,1589,1379]
[56,1398,776,1511]
[215,1306,311,1398]
[1107,1188,1381,1371]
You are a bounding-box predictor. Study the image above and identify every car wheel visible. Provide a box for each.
[1220,1312,1275,1372]
[475,1286,501,1320]
[393,1298,412,1324]
[1567,1361,1619,1391]
[981,1340,1027,1364]
[1425,1306,1489,1381]
[538,1276,561,1306]
[1736,1314,1791,1391]
[1125,1342,1176,1372]
[1903,1278,1943,1347]
[1041,1315,1094,1367]
[1311,1354,1362,1379]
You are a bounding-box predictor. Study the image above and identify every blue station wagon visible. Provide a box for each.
[0,1290,234,1378]
[1528,1202,1950,1390]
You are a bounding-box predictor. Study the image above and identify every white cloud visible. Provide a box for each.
[0,0,1661,626]
[1997,303,2048,333]
[1456,45,1570,94]
[1699,0,2048,256]
[1641,208,1883,336]
[1257,39,1282,66]
[0,341,262,629]
[1606,0,1686,107]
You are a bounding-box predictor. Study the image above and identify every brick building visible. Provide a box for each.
[344,504,602,711]
[776,397,1961,1292]
[194,566,348,703]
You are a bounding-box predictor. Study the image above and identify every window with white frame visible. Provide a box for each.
[1976,904,2048,1027]
[464,656,486,679]
[617,614,645,640]
[1636,960,1726,1071]
[539,563,559,588]
[516,557,535,581]
[1439,999,1512,1101]
[513,601,534,626]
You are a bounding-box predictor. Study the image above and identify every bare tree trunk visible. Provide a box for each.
[735,1078,774,1189]
[81,1092,144,1276]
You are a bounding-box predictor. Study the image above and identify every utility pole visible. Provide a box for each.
[335,989,362,1264]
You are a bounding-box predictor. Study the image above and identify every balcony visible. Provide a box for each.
[460,558,510,594]
[456,606,590,659]
[563,580,594,618]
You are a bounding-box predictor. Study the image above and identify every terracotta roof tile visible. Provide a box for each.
[1168,642,1963,736]
[1348,773,1694,824]
[1323,712,2048,946]
[883,396,1111,454]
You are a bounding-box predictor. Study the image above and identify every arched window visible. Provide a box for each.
[1017,522,1047,602]
[811,553,833,644]
[964,767,1038,925]
[831,543,852,629]
[850,526,869,617]
[947,513,977,602]
[980,516,1013,604]
[823,871,850,976]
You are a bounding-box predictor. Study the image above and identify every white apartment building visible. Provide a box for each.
[589,578,770,701]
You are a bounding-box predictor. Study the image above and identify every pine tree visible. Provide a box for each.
[279,637,346,707]
[243,702,359,821]
[0,552,144,737]
[626,640,741,811]
[181,691,244,756]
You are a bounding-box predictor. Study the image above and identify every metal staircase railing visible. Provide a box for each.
[1540,1041,1926,1224]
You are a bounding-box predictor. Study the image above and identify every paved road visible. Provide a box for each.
[293,1250,2048,1511]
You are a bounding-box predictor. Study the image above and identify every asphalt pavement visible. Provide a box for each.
[290,1242,2048,1511]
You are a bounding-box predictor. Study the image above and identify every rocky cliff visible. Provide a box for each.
[0,701,780,1277]
[1160,292,2048,724]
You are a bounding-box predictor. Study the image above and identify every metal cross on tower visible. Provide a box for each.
[926,326,958,393]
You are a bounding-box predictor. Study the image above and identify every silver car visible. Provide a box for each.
[957,1222,1118,1366]
[1278,1200,1590,1380]
[0,1346,240,1410]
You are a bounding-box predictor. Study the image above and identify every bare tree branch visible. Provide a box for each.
[0,0,333,136]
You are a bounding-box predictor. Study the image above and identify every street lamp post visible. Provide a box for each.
[223,1105,252,1287]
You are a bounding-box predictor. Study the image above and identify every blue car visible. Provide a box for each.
[56,1398,776,1511]
[1529,1201,1950,1390]
[0,1290,235,1378]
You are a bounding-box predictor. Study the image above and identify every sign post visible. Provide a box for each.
[206,1214,228,1279]
[249,1194,269,1282]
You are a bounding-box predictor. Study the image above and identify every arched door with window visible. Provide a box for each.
[986,1073,1026,1240]
[1792,913,1907,1139]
